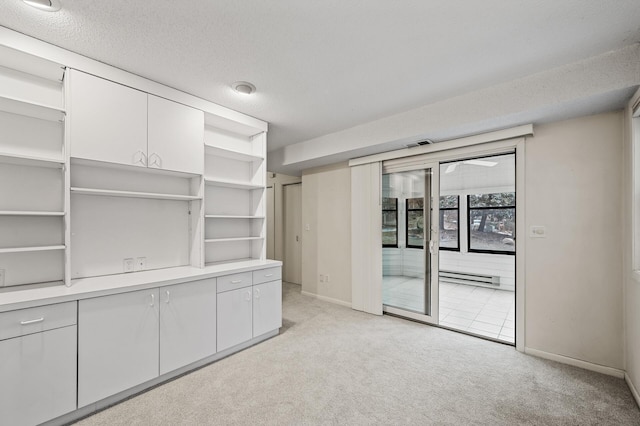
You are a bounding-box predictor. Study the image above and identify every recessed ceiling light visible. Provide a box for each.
[22,0,61,11]
[232,81,256,95]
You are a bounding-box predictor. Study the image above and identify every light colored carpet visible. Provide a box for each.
[74,282,640,425]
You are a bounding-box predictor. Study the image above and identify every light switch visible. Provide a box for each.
[530,226,546,238]
[305,224,310,231]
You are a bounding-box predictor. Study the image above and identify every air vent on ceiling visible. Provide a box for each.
[405,139,435,148]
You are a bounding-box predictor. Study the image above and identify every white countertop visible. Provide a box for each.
[0,259,282,313]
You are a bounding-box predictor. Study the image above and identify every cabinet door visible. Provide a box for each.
[69,70,147,167]
[0,326,77,426]
[160,279,217,375]
[253,280,282,337]
[148,95,204,174]
[78,289,159,407]
[217,287,252,352]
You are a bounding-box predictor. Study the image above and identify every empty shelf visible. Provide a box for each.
[0,95,65,122]
[0,245,65,254]
[0,152,65,168]
[204,178,263,190]
[205,215,265,219]
[205,237,264,243]
[71,187,202,201]
[204,144,263,162]
[0,211,65,216]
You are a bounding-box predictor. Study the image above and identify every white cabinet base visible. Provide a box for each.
[0,326,77,426]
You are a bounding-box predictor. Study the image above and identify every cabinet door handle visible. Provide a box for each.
[165,290,170,304]
[133,150,147,166]
[20,317,44,325]
[231,280,242,284]
[150,293,155,307]
[264,274,273,277]
[244,290,251,301]
[254,288,261,299]
[149,153,162,168]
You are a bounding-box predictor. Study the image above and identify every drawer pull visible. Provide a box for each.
[20,317,44,325]
[231,280,243,284]
[264,274,273,277]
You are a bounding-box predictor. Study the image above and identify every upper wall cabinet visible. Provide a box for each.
[69,70,204,175]
[148,95,204,175]
[69,69,147,167]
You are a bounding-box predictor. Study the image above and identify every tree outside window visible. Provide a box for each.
[468,192,515,254]
[382,197,398,247]
[439,195,459,251]
[406,198,424,248]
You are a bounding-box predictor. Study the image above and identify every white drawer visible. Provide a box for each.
[217,272,252,293]
[252,267,282,285]
[0,301,77,341]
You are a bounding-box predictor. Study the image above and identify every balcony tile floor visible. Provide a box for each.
[383,276,515,344]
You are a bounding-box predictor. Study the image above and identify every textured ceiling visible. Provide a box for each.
[1,0,640,170]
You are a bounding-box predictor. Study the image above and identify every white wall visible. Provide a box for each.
[301,110,627,372]
[525,111,624,369]
[301,163,352,304]
[623,88,640,401]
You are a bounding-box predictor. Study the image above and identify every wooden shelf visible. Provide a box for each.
[204,178,263,190]
[0,245,65,254]
[0,211,65,216]
[205,237,264,243]
[0,95,65,122]
[205,215,265,219]
[0,152,64,168]
[204,144,263,162]
[71,187,201,201]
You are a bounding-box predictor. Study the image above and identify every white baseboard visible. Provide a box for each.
[524,347,625,378]
[626,373,640,408]
[301,291,352,308]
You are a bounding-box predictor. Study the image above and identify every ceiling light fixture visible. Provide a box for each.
[232,81,256,95]
[22,0,61,11]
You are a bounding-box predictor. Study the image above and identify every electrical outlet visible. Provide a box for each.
[319,274,325,283]
[136,257,146,271]
[0,269,5,287]
[124,258,135,273]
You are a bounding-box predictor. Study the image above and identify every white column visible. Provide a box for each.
[351,162,383,314]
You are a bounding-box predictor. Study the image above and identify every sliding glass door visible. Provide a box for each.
[382,164,439,323]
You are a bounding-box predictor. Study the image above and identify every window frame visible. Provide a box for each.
[439,195,460,252]
[405,197,424,249]
[382,197,398,248]
[467,193,516,255]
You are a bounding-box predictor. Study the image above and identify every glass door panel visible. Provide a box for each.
[381,167,436,321]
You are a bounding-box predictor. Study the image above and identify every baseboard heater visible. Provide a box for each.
[439,270,500,287]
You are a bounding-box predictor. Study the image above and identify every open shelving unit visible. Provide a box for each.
[203,117,266,265]
[0,47,67,290]
[69,159,204,280]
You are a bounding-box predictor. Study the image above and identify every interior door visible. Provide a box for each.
[381,164,439,324]
[283,183,302,284]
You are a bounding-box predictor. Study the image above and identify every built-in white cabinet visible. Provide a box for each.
[69,69,148,168]
[217,267,282,352]
[78,288,160,407]
[159,278,217,375]
[253,268,283,337]
[0,46,67,290]
[69,70,204,175]
[148,95,204,174]
[217,276,254,352]
[0,302,77,426]
[0,37,279,426]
